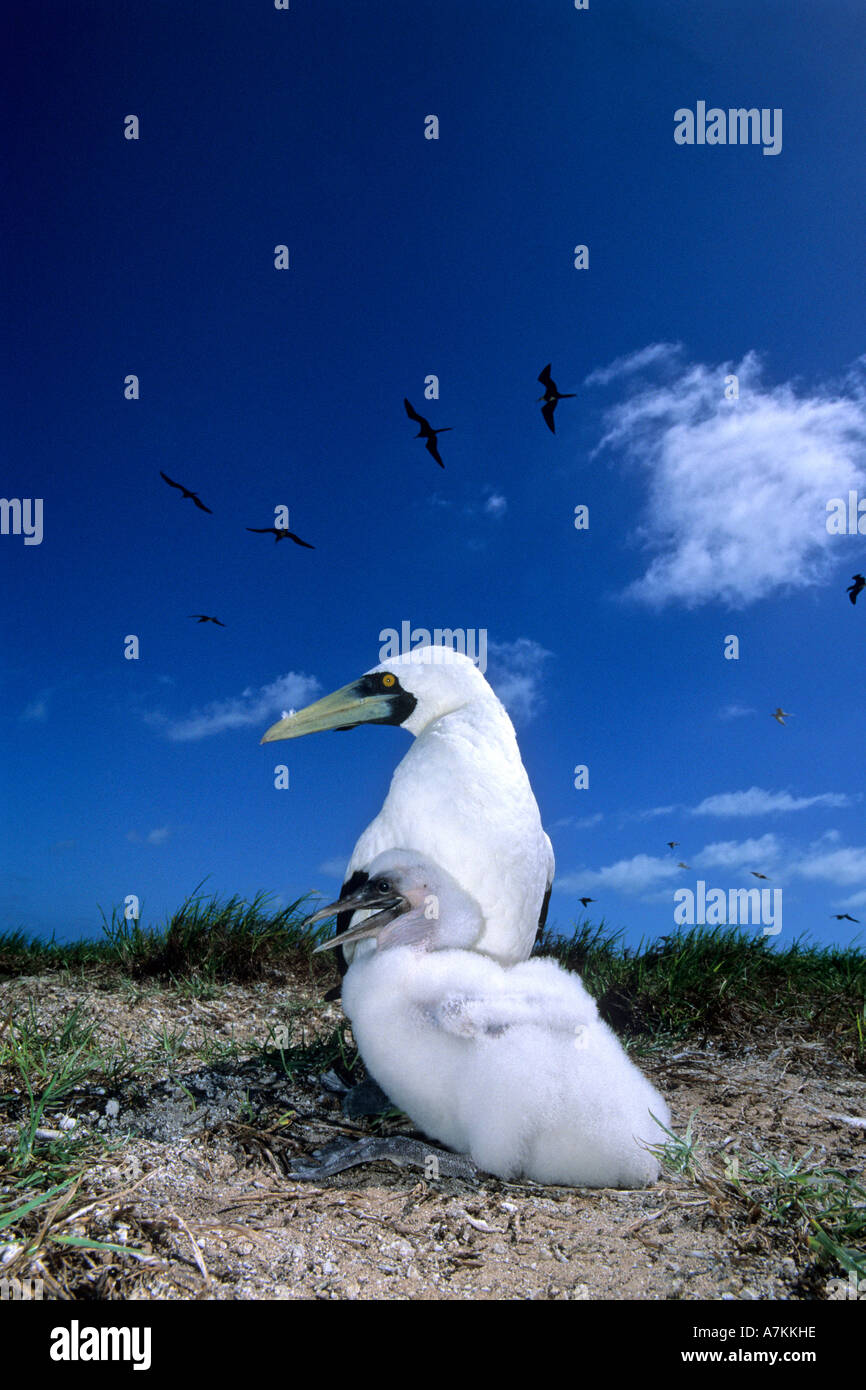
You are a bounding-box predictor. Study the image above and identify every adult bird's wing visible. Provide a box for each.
[328,869,372,985]
[160,470,182,490]
[404,397,424,425]
[538,364,554,389]
[541,401,557,434]
[192,494,213,513]
[339,676,555,967]
[288,532,315,549]
[246,527,277,534]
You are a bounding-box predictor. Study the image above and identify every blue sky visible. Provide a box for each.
[3,0,865,949]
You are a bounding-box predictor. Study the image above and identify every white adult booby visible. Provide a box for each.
[306,851,669,1188]
[262,645,554,966]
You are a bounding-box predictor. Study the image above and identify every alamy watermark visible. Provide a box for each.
[826,490,866,534]
[0,498,43,545]
[1,1275,44,1300]
[379,622,488,674]
[674,103,782,156]
[674,880,782,936]
[826,1270,866,1300]
[49,1321,151,1370]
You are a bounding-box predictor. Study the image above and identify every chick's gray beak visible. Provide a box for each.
[311,902,408,953]
[302,881,410,952]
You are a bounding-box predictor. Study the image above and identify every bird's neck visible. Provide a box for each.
[410,696,516,748]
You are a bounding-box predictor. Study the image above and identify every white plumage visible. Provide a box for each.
[264,645,554,965]
[311,850,671,1188]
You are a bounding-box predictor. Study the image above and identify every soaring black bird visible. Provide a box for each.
[832,913,859,923]
[537,363,575,434]
[751,871,771,881]
[578,896,596,908]
[404,398,451,468]
[847,574,865,605]
[188,614,225,626]
[159,471,212,513]
[246,527,315,548]
[666,841,680,850]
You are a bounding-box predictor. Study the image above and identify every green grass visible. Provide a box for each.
[748,1152,866,1280]
[536,918,866,1060]
[98,882,322,982]
[3,902,863,1064]
[256,1018,359,1086]
[654,1119,866,1284]
[1,898,864,1296]
[0,1001,142,1177]
[0,882,332,986]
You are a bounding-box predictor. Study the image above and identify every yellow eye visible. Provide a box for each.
[382,673,396,688]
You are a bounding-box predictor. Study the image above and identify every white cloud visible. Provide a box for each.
[317,856,350,879]
[592,347,866,607]
[157,672,321,742]
[551,812,604,831]
[636,787,851,823]
[484,493,507,518]
[585,341,682,387]
[793,844,866,887]
[696,834,781,869]
[21,697,48,722]
[127,827,170,845]
[718,704,755,721]
[810,828,841,846]
[558,835,783,898]
[485,638,553,723]
[692,787,850,817]
[558,854,681,896]
[427,490,508,522]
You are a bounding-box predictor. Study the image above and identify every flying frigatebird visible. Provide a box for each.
[404,398,451,468]
[537,363,575,434]
[246,527,315,548]
[159,471,213,513]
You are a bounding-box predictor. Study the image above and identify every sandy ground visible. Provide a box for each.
[1,971,864,1301]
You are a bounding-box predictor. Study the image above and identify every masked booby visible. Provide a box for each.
[262,645,554,968]
[305,850,669,1187]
